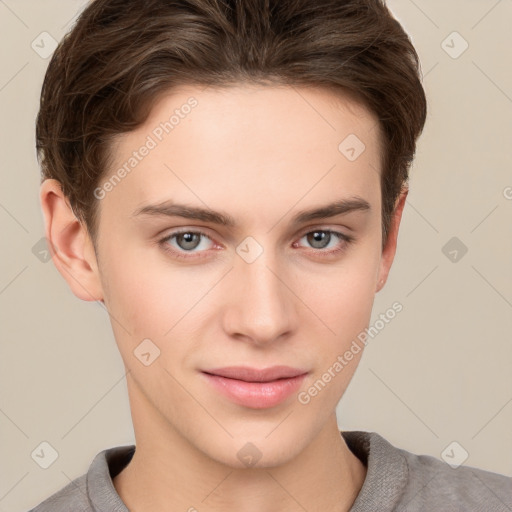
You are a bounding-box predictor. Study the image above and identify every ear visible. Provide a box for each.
[39,178,104,302]
[375,188,408,293]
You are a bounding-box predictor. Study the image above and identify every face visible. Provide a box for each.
[50,84,403,468]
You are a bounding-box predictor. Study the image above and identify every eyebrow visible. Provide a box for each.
[131,196,371,227]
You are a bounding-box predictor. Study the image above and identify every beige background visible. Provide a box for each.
[1,1,511,511]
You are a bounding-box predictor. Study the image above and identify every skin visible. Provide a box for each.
[40,84,407,512]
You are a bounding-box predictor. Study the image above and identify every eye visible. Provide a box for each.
[293,229,354,256]
[159,229,216,259]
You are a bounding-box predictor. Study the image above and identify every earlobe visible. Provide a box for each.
[39,178,104,302]
[375,188,408,293]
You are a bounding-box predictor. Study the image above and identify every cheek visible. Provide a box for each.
[100,255,201,390]
[294,240,380,407]
[299,244,380,340]
[100,242,209,338]
[298,269,374,409]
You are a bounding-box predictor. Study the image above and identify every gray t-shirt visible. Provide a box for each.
[28,430,512,511]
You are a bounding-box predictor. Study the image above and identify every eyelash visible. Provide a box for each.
[158,228,355,261]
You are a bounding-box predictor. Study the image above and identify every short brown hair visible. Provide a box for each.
[36,0,427,249]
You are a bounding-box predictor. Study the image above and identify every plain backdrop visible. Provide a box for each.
[1,1,511,511]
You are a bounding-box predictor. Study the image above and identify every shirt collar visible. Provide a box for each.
[86,430,408,512]
[342,430,409,511]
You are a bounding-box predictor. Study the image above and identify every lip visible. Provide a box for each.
[201,366,308,409]
[203,365,307,382]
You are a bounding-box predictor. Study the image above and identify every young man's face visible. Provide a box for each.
[45,84,405,468]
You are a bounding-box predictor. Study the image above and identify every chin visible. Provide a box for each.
[199,429,308,470]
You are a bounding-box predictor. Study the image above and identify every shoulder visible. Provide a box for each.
[27,444,134,512]
[343,430,511,511]
[395,439,512,511]
[27,474,91,512]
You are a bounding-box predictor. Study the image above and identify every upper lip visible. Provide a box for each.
[202,365,308,382]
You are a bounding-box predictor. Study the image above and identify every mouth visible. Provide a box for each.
[202,365,308,382]
[200,366,308,409]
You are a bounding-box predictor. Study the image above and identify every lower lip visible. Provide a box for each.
[201,372,307,409]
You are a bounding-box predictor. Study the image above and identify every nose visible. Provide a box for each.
[221,249,298,346]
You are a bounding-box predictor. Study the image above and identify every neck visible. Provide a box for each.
[113,376,367,512]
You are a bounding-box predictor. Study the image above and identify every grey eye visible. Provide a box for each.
[175,232,202,251]
[306,231,333,249]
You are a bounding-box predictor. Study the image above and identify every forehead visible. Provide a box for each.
[102,84,382,220]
